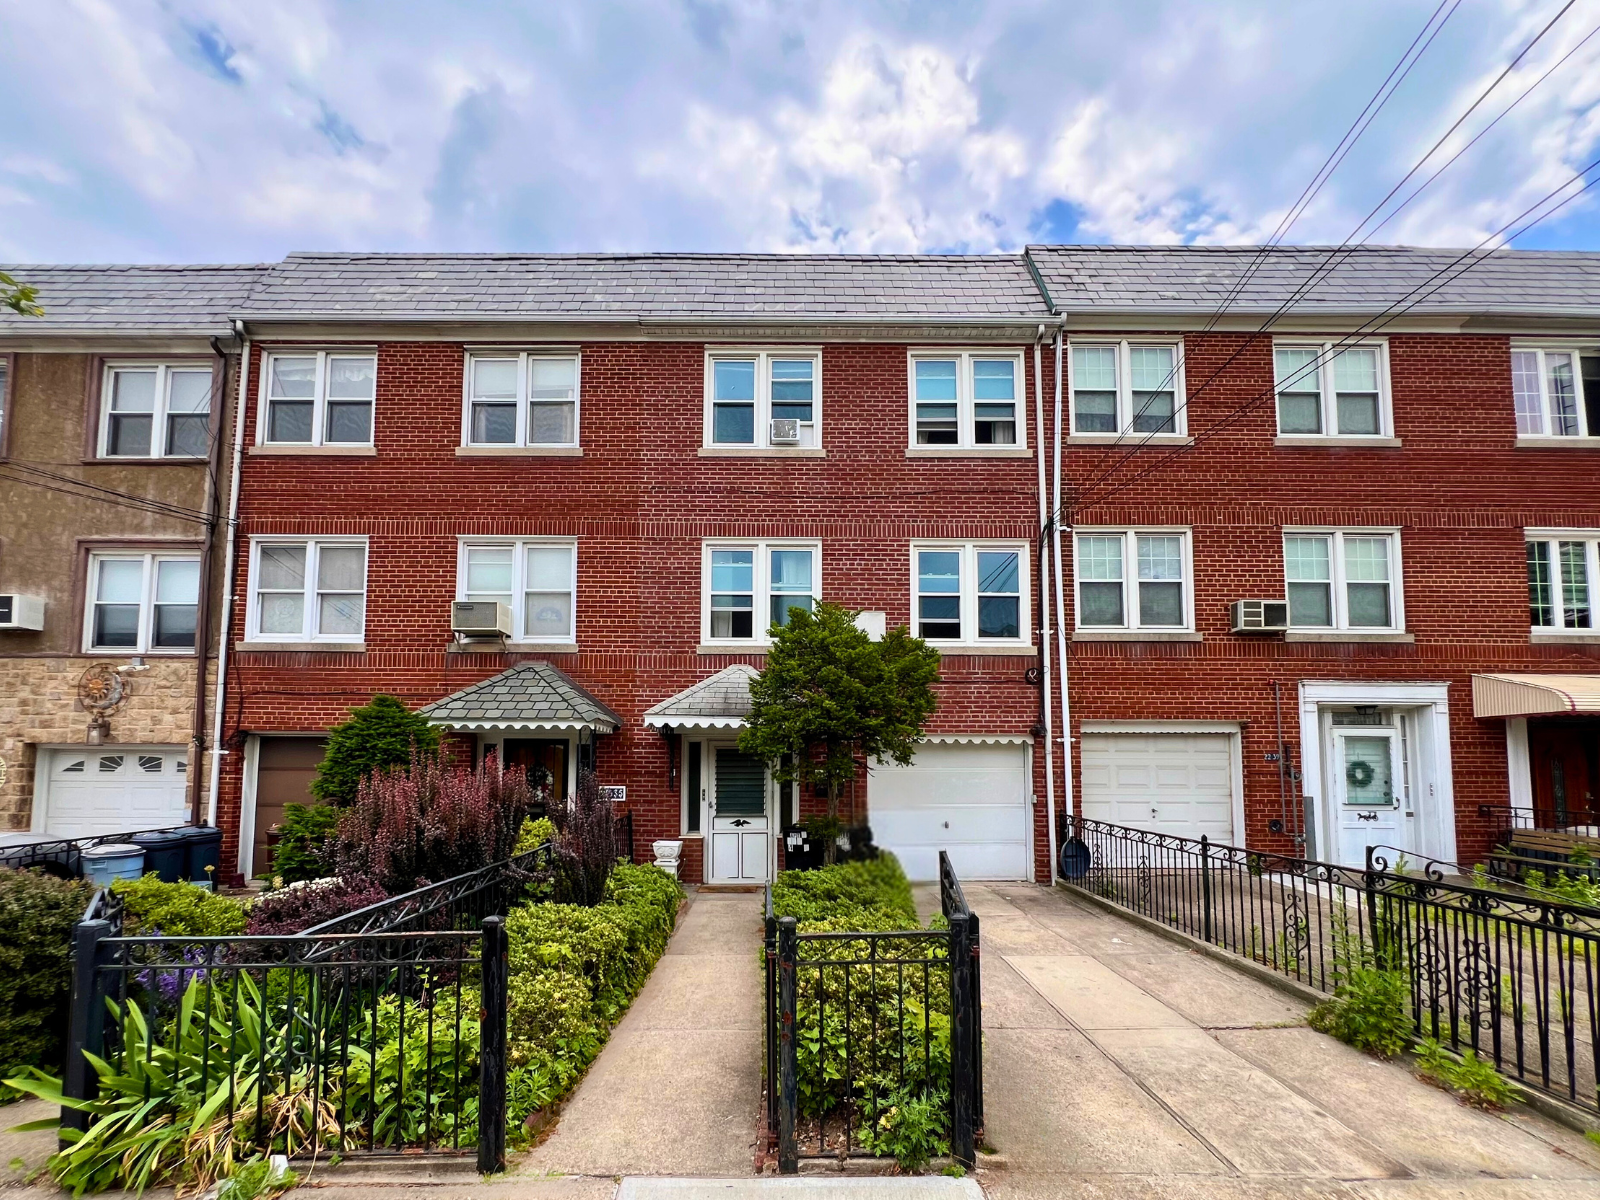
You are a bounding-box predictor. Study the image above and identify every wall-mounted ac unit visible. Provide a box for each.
[1230,599,1289,634]
[451,600,512,638]
[769,418,801,444]
[0,594,45,631]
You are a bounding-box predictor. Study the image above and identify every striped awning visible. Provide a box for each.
[1471,673,1600,718]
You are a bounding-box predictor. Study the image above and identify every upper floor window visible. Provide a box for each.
[1274,343,1390,437]
[458,539,577,643]
[85,551,200,653]
[1527,533,1599,631]
[262,351,376,446]
[913,542,1028,645]
[1070,341,1183,436]
[1513,347,1600,439]
[1283,530,1402,630]
[702,540,820,643]
[464,352,580,448]
[101,364,213,458]
[706,351,820,450]
[910,352,1023,448]
[1074,530,1190,631]
[247,538,367,643]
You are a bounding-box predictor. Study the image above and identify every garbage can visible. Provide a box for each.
[130,828,189,883]
[182,825,224,888]
[81,843,145,887]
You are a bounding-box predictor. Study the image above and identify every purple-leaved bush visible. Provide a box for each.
[244,875,390,936]
[550,769,620,906]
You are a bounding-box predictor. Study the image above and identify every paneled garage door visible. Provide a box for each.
[869,741,1031,882]
[41,747,190,838]
[1080,732,1234,842]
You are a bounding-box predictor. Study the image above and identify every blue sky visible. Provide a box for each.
[0,0,1598,263]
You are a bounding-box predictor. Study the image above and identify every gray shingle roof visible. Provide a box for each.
[642,664,759,727]
[0,264,268,335]
[240,252,1050,321]
[420,662,621,731]
[1024,245,1600,316]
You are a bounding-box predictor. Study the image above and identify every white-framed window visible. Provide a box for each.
[1282,530,1403,631]
[701,540,821,644]
[1070,341,1184,436]
[1526,531,1600,631]
[247,538,368,643]
[908,351,1025,448]
[1073,530,1191,631]
[911,542,1029,645]
[457,538,578,643]
[1273,342,1391,437]
[705,350,821,449]
[462,352,580,448]
[260,351,377,446]
[100,363,213,458]
[84,552,201,653]
[1512,346,1600,438]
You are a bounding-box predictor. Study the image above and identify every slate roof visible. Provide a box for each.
[0,264,268,335]
[419,662,622,731]
[642,664,760,727]
[1024,245,1600,316]
[239,252,1050,321]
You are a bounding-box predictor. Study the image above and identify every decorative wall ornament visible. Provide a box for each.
[78,664,127,745]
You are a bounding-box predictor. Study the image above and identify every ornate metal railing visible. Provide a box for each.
[1065,816,1600,1116]
[1,824,204,878]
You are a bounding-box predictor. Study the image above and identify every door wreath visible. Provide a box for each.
[1345,758,1376,790]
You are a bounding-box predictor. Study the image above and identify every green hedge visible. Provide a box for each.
[112,874,249,937]
[0,868,92,1080]
[771,853,919,930]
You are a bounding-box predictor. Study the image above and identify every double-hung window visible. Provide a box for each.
[706,351,820,450]
[1274,343,1390,437]
[702,541,820,644]
[100,363,213,458]
[1512,347,1600,439]
[262,351,376,446]
[458,539,577,643]
[84,552,200,652]
[463,352,580,448]
[1527,532,1600,632]
[248,538,368,643]
[912,543,1028,645]
[1283,530,1402,631]
[909,352,1024,448]
[1070,341,1183,436]
[1074,530,1190,632]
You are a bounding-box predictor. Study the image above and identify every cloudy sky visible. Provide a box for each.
[1,0,1598,263]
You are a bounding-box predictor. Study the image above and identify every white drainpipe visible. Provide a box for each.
[1033,330,1057,884]
[1052,330,1073,852]
[208,323,250,838]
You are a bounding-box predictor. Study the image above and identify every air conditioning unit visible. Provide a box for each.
[451,600,512,639]
[0,594,45,631]
[1230,599,1290,634]
[769,418,801,444]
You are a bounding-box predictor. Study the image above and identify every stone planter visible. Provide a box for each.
[652,839,683,879]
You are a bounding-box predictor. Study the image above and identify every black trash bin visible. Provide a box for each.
[181,825,224,888]
[130,828,190,883]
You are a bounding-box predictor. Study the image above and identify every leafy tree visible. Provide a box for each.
[1,271,43,317]
[740,603,940,862]
[310,693,440,806]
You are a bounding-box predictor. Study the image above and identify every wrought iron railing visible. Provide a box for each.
[1065,816,1600,1117]
[1,824,206,878]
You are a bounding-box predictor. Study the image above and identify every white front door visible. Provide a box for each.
[1332,728,1410,867]
[40,747,190,838]
[708,746,770,883]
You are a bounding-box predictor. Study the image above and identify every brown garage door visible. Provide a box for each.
[253,736,328,877]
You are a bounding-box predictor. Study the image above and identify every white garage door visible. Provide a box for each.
[869,742,1031,882]
[1080,733,1234,842]
[42,747,190,838]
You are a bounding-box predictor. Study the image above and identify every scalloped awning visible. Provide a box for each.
[642,664,759,730]
[420,662,621,733]
[1472,673,1600,718]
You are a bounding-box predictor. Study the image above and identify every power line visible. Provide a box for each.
[0,462,213,524]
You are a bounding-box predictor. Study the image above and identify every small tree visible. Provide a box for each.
[740,603,941,863]
[549,769,619,906]
[311,694,441,806]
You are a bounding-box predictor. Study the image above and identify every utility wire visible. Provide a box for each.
[3,460,214,523]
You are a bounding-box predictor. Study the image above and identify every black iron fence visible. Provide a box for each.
[764,851,983,1172]
[1066,816,1600,1117]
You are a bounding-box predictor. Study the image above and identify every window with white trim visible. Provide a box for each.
[1070,341,1183,436]
[262,352,376,446]
[1074,530,1190,631]
[1512,347,1600,438]
[706,351,820,449]
[912,543,1028,644]
[457,539,577,642]
[84,552,201,652]
[1283,530,1402,630]
[248,539,368,642]
[100,364,213,458]
[463,352,580,447]
[702,541,820,643]
[909,352,1024,448]
[1274,343,1389,437]
[1526,533,1600,631]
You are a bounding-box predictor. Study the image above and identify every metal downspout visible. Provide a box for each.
[1052,330,1072,858]
[208,324,250,842]
[1033,330,1056,885]
[188,338,228,827]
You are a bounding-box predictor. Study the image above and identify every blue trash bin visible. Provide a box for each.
[81,843,145,887]
[130,828,189,883]
[182,825,224,888]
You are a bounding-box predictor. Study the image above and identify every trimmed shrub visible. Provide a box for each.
[772,853,918,930]
[244,876,389,936]
[266,803,341,884]
[514,816,558,855]
[310,694,440,806]
[0,868,90,1077]
[113,874,248,937]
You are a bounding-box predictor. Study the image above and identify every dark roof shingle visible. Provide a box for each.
[0,264,268,335]
[420,662,622,731]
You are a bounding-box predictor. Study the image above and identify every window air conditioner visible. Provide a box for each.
[451,600,513,638]
[1229,599,1289,634]
[0,594,45,631]
[769,418,801,444]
